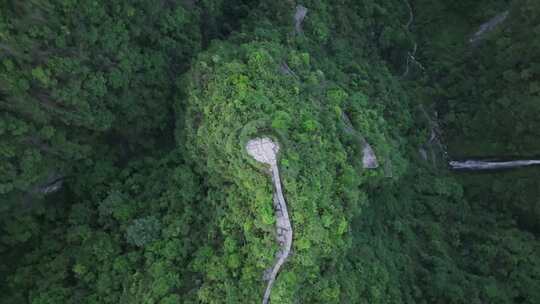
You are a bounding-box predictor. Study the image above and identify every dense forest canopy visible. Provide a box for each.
[1,0,539,303]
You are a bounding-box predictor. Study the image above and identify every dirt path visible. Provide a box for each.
[246,138,293,304]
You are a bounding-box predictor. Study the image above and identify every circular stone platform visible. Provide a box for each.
[246,137,280,165]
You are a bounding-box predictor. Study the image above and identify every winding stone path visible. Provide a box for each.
[450,160,540,170]
[246,138,293,304]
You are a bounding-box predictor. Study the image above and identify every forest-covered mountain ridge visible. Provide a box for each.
[1,0,539,303]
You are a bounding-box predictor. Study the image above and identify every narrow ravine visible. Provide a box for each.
[401,0,425,77]
[246,138,293,304]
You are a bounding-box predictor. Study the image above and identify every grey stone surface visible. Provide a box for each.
[31,173,64,195]
[450,160,540,170]
[294,5,308,34]
[470,11,508,44]
[246,137,293,304]
[40,179,63,194]
[362,143,379,169]
[419,148,428,161]
[246,138,279,165]
[417,105,449,167]
[341,112,379,169]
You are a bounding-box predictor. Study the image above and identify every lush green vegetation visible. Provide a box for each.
[415,0,540,158]
[1,0,539,303]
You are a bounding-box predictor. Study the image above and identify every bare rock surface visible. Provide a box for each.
[30,173,64,195]
[470,11,508,44]
[246,137,293,304]
[341,113,379,169]
[417,105,449,167]
[294,5,308,34]
[362,143,379,169]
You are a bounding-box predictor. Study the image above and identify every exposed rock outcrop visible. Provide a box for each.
[294,5,308,34]
[29,173,64,196]
[417,105,448,166]
[340,112,379,169]
[469,11,509,45]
